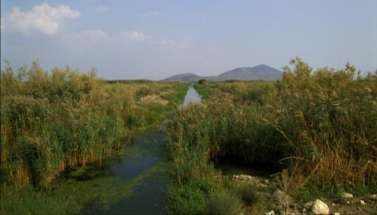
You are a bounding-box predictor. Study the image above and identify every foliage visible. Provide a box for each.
[233,183,258,206]
[168,182,208,215]
[168,58,377,209]
[206,190,243,215]
[0,62,188,188]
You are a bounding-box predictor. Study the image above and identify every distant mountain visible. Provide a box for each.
[162,64,281,81]
[217,65,281,81]
[163,73,202,81]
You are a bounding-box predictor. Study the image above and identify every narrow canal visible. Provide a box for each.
[81,84,201,215]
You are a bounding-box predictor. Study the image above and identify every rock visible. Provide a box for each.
[334,213,340,215]
[311,199,330,215]
[265,210,275,215]
[232,174,248,180]
[232,174,268,187]
[369,194,377,199]
[340,192,353,199]
[234,174,253,180]
[360,199,366,205]
[304,201,313,208]
[273,189,293,206]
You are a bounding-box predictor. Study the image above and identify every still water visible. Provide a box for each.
[81,85,201,214]
[81,131,169,215]
[182,85,202,107]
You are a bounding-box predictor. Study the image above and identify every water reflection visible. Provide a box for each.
[182,85,202,107]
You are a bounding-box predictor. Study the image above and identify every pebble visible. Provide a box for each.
[340,192,353,199]
[311,199,330,215]
[265,210,275,215]
[273,189,293,206]
[334,213,340,215]
[233,174,269,188]
[304,201,313,208]
[360,199,366,205]
[233,174,253,180]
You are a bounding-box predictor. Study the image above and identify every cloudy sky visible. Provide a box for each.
[1,0,377,80]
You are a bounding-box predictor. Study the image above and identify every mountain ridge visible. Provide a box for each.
[163,64,282,81]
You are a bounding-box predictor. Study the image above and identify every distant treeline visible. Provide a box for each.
[105,79,153,84]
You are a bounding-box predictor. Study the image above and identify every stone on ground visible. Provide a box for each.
[265,210,275,215]
[273,189,293,206]
[340,192,353,199]
[232,174,268,187]
[311,199,330,215]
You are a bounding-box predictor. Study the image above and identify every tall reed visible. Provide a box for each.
[169,58,377,192]
[0,62,188,188]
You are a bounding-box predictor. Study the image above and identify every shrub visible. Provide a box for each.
[206,190,243,215]
[198,79,207,85]
[234,184,258,206]
[168,183,207,215]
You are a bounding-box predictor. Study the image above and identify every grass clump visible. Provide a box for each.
[168,182,207,215]
[206,190,243,215]
[1,63,126,187]
[233,183,258,206]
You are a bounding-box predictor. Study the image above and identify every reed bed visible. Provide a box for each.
[166,58,377,214]
[0,62,188,188]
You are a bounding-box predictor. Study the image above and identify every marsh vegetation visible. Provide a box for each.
[166,58,377,214]
[1,58,376,215]
[0,62,188,214]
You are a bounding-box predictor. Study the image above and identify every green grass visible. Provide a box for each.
[168,182,207,215]
[206,190,243,215]
[193,82,210,100]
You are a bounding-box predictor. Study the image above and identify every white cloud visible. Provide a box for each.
[8,3,80,35]
[61,30,148,46]
[123,31,147,41]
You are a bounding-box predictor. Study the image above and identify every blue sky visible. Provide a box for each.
[1,0,377,79]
